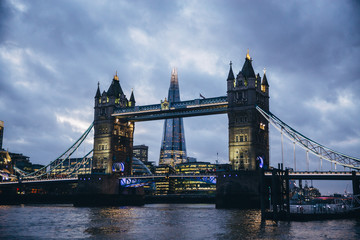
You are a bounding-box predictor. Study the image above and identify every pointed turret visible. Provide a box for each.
[95,82,101,98]
[129,88,135,107]
[227,61,235,80]
[107,72,124,97]
[261,69,269,86]
[240,49,256,79]
[261,68,269,94]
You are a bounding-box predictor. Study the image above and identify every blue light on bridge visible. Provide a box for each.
[257,156,264,169]
[113,162,125,172]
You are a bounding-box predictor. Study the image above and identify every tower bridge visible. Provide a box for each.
[93,50,270,175]
[2,51,360,208]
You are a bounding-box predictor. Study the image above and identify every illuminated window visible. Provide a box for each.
[261,85,266,92]
[107,97,109,103]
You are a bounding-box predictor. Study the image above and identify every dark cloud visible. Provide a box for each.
[0,0,359,194]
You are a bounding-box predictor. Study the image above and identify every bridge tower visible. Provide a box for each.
[92,73,135,175]
[227,51,269,170]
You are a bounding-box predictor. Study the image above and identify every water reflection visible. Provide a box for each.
[0,204,359,239]
[84,205,291,240]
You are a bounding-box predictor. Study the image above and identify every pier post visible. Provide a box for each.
[352,171,359,195]
[260,168,265,221]
[271,168,278,221]
[285,169,290,220]
[352,171,360,209]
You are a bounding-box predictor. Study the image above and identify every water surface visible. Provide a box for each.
[0,204,359,239]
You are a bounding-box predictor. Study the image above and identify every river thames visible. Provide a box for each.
[0,204,359,239]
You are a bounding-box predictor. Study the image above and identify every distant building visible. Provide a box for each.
[32,164,45,172]
[187,157,197,163]
[0,150,13,176]
[159,68,187,167]
[154,165,176,195]
[173,162,216,194]
[132,157,151,175]
[51,158,92,177]
[133,145,148,163]
[9,153,32,173]
[176,162,216,174]
[0,120,4,150]
[144,161,156,174]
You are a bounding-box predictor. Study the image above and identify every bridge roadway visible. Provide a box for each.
[0,171,358,186]
[119,171,359,182]
[112,96,228,121]
[0,177,78,185]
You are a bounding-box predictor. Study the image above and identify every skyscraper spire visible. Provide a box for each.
[159,68,187,167]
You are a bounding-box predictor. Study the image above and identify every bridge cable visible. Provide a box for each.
[16,122,94,179]
[256,106,360,170]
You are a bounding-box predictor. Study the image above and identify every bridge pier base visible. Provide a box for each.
[74,174,144,206]
[216,170,261,209]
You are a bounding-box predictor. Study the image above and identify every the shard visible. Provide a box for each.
[159,68,187,167]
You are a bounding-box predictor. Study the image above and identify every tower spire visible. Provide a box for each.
[95,81,101,98]
[246,49,251,60]
[129,88,135,106]
[114,71,119,81]
[241,50,256,78]
[227,61,235,80]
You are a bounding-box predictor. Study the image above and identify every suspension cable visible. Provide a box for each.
[20,122,94,179]
[256,106,360,170]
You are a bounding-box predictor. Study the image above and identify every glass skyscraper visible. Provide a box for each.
[159,68,187,167]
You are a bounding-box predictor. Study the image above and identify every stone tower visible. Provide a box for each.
[93,73,135,175]
[227,51,269,170]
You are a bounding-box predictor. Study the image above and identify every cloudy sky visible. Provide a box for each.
[1,0,359,194]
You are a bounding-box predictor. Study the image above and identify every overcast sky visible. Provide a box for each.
[1,0,359,194]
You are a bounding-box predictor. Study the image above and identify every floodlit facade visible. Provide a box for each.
[159,68,187,167]
[227,51,270,170]
[93,73,135,175]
